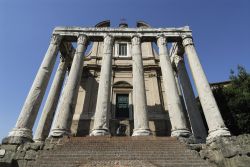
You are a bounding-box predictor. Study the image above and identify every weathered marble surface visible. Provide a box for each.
[53,26,192,41]
[157,36,191,138]
[182,36,230,141]
[4,35,62,144]
[90,35,114,136]
[51,35,88,137]
[172,44,207,142]
[34,58,69,141]
[131,36,151,136]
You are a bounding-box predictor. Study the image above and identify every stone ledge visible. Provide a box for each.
[0,138,62,167]
[187,134,250,167]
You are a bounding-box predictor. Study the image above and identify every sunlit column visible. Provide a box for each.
[182,35,230,141]
[157,36,191,137]
[34,55,69,142]
[173,45,207,142]
[51,35,88,137]
[90,35,114,136]
[132,35,151,136]
[3,35,62,144]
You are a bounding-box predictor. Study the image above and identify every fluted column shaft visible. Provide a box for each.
[174,53,207,142]
[131,36,151,136]
[3,35,62,144]
[90,35,114,136]
[34,56,69,141]
[157,36,191,137]
[182,36,230,141]
[51,35,88,137]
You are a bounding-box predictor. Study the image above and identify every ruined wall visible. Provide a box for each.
[187,134,250,167]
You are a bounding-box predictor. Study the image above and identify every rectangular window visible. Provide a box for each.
[118,43,127,56]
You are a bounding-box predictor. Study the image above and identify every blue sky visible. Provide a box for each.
[0,0,249,140]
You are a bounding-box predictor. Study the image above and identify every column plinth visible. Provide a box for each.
[131,36,151,136]
[90,35,114,136]
[157,36,191,138]
[182,36,230,142]
[50,35,88,137]
[2,35,62,144]
[34,57,69,142]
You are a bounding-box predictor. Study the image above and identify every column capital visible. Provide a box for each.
[157,35,167,46]
[77,34,88,45]
[104,34,114,45]
[182,35,194,47]
[50,34,62,45]
[131,35,141,45]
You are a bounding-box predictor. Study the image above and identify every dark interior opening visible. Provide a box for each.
[115,94,129,119]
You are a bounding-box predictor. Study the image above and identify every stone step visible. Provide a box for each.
[57,148,186,151]
[38,155,200,160]
[39,151,197,156]
[34,137,211,167]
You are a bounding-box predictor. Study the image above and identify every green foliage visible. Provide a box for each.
[213,66,250,135]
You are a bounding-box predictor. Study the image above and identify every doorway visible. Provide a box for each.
[115,94,129,119]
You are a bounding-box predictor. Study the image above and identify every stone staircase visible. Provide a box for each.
[34,137,211,167]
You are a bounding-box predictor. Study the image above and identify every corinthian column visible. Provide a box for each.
[157,36,191,137]
[173,46,207,142]
[182,35,230,141]
[90,35,114,136]
[3,35,62,144]
[34,56,69,142]
[131,35,151,136]
[51,35,88,137]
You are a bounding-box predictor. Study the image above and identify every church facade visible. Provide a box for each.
[3,21,231,145]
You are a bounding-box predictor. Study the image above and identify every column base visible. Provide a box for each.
[132,129,152,136]
[2,128,33,144]
[89,129,110,136]
[171,129,192,138]
[50,128,71,138]
[33,138,45,143]
[206,128,231,143]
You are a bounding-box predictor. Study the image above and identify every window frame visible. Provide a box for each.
[115,42,131,57]
[118,43,127,57]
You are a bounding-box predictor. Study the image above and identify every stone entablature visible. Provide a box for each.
[53,26,192,42]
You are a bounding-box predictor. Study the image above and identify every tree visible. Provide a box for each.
[213,66,250,135]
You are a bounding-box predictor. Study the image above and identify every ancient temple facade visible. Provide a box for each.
[3,21,231,145]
